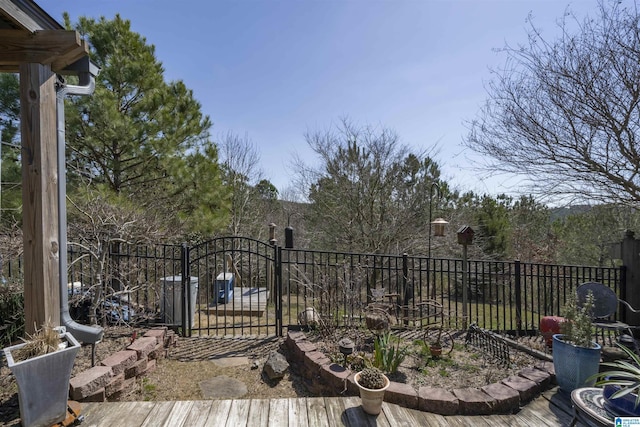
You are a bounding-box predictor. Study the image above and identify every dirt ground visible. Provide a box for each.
[0,327,310,426]
[126,333,312,401]
[0,326,548,426]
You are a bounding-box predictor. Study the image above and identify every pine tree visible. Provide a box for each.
[0,74,21,225]
[63,14,229,236]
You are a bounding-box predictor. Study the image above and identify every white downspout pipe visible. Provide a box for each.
[56,65,104,349]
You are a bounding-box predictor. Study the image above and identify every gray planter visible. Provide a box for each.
[3,331,80,427]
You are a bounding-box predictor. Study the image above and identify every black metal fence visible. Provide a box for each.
[0,237,624,338]
[279,249,623,335]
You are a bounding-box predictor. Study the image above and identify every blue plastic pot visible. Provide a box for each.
[552,334,601,393]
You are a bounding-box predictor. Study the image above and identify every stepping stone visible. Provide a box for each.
[210,356,249,368]
[199,375,248,399]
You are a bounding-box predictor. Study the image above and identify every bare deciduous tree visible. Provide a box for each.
[466,1,640,205]
[217,131,276,238]
[294,118,445,254]
[67,186,172,325]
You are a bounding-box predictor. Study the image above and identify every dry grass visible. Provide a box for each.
[11,323,62,363]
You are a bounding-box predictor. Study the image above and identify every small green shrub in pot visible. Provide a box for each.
[553,289,602,393]
[559,290,596,348]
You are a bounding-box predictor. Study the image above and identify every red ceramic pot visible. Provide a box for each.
[540,316,566,348]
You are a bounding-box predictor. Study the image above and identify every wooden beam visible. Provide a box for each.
[0,0,44,32]
[0,29,88,73]
[51,42,89,72]
[20,62,60,333]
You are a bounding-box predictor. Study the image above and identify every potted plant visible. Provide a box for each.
[354,367,390,415]
[590,343,640,416]
[3,324,80,427]
[552,290,601,393]
[428,325,446,358]
[424,323,454,358]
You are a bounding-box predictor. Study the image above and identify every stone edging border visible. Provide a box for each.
[285,330,557,415]
[68,327,176,402]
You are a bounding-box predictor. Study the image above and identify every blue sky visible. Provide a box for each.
[37,0,603,198]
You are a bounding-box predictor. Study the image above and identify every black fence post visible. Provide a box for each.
[276,246,283,336]
[620,265,628,324]
[402,253,409,326]
[514,260,522,336]
[285,226,294,249]
[110,241,121,294]
[181,243,190,337]
[268,223,277,305]
[402,253,409,302]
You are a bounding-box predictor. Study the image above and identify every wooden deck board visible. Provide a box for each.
[181,400,214,427]
[444,414,492,426]
[82,401,155,426]
[381,401,420,427]
[322,397,345,426]
[248,399,270,427]
[288,397,309,427]
[140,401,176,427]
[336,396,382,427]
[204,399,233,426]
[407,405,450,427]
[544,388,578,420]
[204,287,270,317]
[156,401,194,427]
[79,387,584,427]
[225,399,251,427]
[267,398,290,427]
[306,397,330,427]
[483,415,522,426]
[519,396,575,426]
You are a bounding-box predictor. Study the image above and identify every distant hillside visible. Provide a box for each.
[550,205,592,221]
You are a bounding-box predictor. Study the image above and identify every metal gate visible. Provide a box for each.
[59,237,623,338]
[184,237,280,337]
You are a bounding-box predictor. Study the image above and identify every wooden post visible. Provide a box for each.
[20,63,60,333]
[620,230,640,327]
[461,243,468,330]
[457,226,474,331]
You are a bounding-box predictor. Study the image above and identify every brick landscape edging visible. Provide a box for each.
[69,327,176,402]
[285,330,556,415]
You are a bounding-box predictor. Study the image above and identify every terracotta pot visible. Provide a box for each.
[430,343,442,358]
[354,371,390,415]
[540,316,565,348]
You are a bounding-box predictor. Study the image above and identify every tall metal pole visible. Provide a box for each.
[428,182,440,299]
[428,182,440,259]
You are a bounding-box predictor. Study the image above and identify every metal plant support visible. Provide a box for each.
[465,324,510,366]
